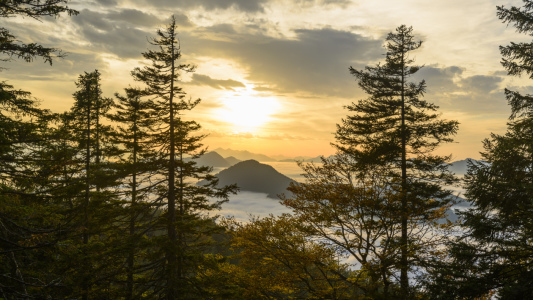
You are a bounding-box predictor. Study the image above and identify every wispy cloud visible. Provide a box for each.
[191,74,245,90]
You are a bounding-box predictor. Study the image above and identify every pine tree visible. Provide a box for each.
[107,87,160,299]
[50,70,123,299]
[0,1,77,297]
[425,2,533,298]
[131,16,237,299]
[336,25,458,298]
[0,83,61,298]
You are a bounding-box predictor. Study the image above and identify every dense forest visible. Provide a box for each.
[1,0,533,299]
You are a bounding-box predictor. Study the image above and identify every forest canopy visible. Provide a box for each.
[1,0,533,299]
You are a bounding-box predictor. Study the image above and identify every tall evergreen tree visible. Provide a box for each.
[107,87,160,299]
[50,70,123,299]
[425,2,533,298]
[336,25,458,298]
[131,16,237,299]
[0,1,77,298]
[0,82,60,299]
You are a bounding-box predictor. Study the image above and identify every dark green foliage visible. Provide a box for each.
[340,25,458,180]
[0,0,77,65]
[48,70,125,299]
[0,2,77,297]
[131,16,237,299]
[424,2,533,299]
[337,25,458,298]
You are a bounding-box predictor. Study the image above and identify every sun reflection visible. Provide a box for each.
[217,87,279,133]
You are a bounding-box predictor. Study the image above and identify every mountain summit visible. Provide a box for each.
[203,159,295,199]
[194,151,231,168]
[213,148,276,162]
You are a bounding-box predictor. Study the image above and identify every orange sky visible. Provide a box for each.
[2,0,528,160]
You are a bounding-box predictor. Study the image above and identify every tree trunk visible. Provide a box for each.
[82,91,91,300]
[400,42,409,299]
[166,32,177,300]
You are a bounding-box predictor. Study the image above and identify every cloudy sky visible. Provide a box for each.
[3,0,529,160]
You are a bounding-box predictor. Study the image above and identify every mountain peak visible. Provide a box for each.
[192,151,230,168]
[203,159,295,199]
[212,148,276,162]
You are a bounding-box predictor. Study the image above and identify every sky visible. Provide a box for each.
[2,0,530,160]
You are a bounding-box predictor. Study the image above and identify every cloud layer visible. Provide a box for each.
[0,0,525,159]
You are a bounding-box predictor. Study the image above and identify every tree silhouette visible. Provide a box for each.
[425,2,533,298]
[131,16,237,299]
[337,25,458,298]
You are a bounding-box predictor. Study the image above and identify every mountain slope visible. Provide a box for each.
[224,156,241,166]
[213,148,276,162]
[204,159,295,199]
[194,151,231,168]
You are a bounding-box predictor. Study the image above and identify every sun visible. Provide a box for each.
[217,88,279,133]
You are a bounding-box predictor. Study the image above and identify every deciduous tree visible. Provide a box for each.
[223,214,359,299]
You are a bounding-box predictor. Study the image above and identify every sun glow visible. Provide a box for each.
[217,88,280,133]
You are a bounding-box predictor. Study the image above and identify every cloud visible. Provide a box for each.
[415,65,464,94]
[95,0,117,6]
[105,9,170,28]
[218,191,290,222]
[186,27,383,97]
[191,74,245,90]
[133,0,268,13]
[459,75,503,94]
[1,52,108,80]
[262,133,311,141]
[71,9,162,59]
[412,66,507,115]
[289,0,352,8]
[69,8,194,59]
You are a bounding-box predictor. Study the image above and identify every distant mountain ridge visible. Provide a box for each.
[194,151,230,168]
[279,155,336,163]
[448,159,470,175]
[448,158,486,175]
[198,149,478,177]
[213,148,276,162]
[189,151,242,168]
[201,159,296,199]
[224,156,241,166]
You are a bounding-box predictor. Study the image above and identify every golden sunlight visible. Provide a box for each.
[216,88,280,133]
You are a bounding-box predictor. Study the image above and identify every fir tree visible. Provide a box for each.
[337,25,458,298]
[0,0,77,65]
[107,87,160,299]
[425,2,533,298]
[0,1,77,297]
[51,70,123,299]
[131,16,237,299]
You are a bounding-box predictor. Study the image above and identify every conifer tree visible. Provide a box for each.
[0,1,77,297]
[0,0,77,65]
[425,2,533,298]
[131,16,237,299]
[0,83,59,298]
[335,25,458,298]
[51,70,123,299]
[107,87,160,299]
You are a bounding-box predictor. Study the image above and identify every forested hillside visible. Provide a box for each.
[2,1,533,299]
